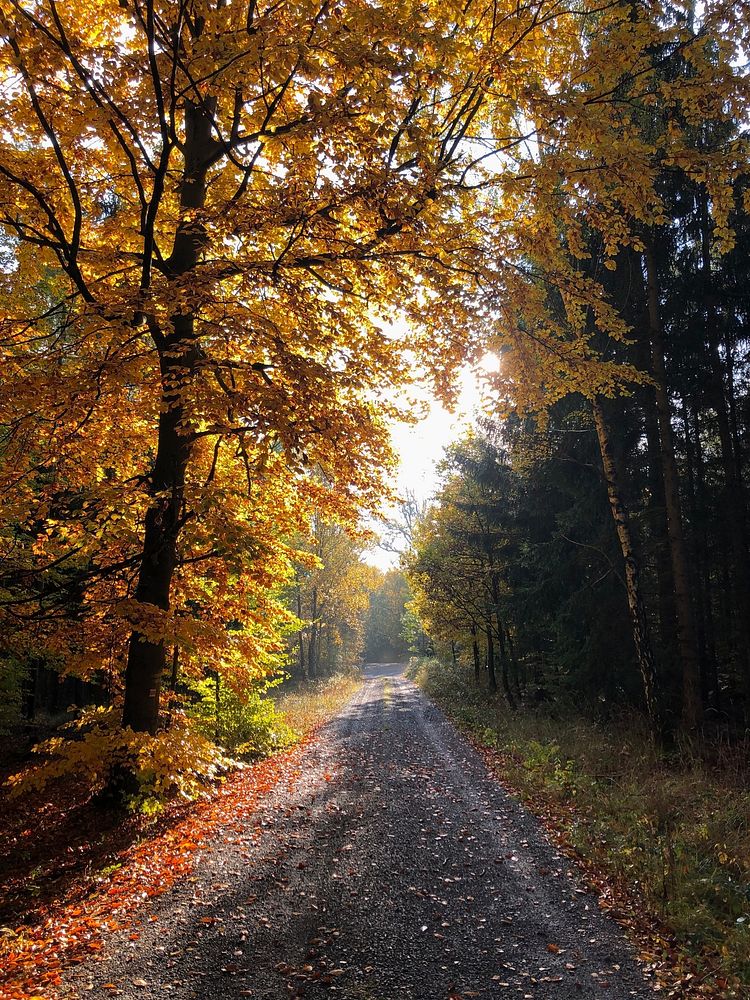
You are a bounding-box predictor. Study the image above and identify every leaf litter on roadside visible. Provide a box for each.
[0,738,315,1000]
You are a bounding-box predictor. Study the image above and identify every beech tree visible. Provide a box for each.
[291,514,377,678]
[0,0,529,734]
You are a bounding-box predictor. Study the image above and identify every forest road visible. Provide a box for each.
[65,665,655,1000]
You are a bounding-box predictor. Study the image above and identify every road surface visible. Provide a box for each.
[65,664,654,999]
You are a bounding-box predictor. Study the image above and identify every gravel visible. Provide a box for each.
[63,663,655,999]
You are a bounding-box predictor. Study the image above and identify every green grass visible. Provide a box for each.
[409,656,750,995]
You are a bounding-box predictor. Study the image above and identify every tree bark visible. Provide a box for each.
[689,402,720,710]
[308,586,319,679]
[496,623,514,708]
[471,623,481,685]
[681,397,719,711]
[122,99,217,734]
[506,626,523,700]
[698,191,750,697]
[296,585,306,679]
[485,623,498,692]
[642,385,677,672]
[592,396,663,741]
[643,244,703,731]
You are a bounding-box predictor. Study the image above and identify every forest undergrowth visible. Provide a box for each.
[409,657,750,996]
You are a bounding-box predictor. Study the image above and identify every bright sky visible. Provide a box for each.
[365,358,498,570]
[390,365,481,500]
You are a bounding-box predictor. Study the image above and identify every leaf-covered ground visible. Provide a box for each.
[3,664,660,1000]
[0,736,317,1000]
[0,674,361,1000]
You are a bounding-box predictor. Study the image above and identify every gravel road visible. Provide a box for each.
[64,665,655,999]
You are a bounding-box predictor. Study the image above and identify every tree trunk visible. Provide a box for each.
[681,398,719,711]
[296,586,306,679]
[642,387,678,670]
[690,402,720,711]
[122,99,217,734]
[308,587,319,678]
[698,191,750,698]
[506,626,523,700]
[471,623,481,685]
[494,607,515,708]
[214,671,221,742]
[644,244,703,731]
[485,624,498,692]
[592,396,663,741]
[165,645,180,729]
[488,560,514,707]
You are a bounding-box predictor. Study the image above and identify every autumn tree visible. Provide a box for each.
[473,0,749,732]
[291,515,377,678]
[0,0,554,735]
[364,569,411,663]
[406,431,527,701]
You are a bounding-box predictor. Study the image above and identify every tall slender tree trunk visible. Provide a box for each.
[698,192,750,698]
[122,99,218,734]
[642,389,678,668]
[165,645,180,729]
[630,248,676,687]
[471,623,481,685]
[592,397,663,740]
[690,403,720,710]
[681,398,719,711]
[296,586,306,679]
[485,623,498,692]
[488,561,514,707]
[643,245,703,731]
[308,585,320,679]
[506,626,523,700]
[496,623,515,708]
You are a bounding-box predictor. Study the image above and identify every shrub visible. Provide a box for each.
[0,657,26,735]
[189,675,296,758]
[6,706,230,811]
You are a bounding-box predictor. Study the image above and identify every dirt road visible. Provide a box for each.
[65,665,654,999]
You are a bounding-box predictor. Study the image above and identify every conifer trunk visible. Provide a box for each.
[592,397,663,741]
[488,561,514,707]
[471,624,481,685]
[643,389,677,673]
[122,100,216,734]
[698,193,750,697]
[506,626,523,700]
[681,398,719,710]
[494,608,515,708]
[485,624,498,692]
[689,403,720,709]
[644,245,703,731]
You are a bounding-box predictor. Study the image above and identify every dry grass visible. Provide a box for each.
[274,671,363,736]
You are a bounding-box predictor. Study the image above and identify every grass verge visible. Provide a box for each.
[275,670,362,735]
[409,656,750,998]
